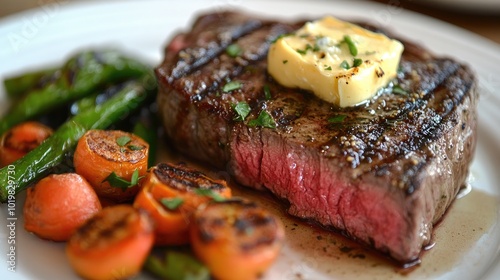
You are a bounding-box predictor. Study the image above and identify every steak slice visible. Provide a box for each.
[155,11,478,264]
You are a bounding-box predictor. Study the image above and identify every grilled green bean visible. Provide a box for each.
[0,74,156,202]
[0,50,151,135]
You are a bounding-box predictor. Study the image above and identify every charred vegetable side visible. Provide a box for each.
[134,162,232,245]
[0,121,53,167]
[74,129,149,203]
[23,173,102,241]
[190,199,285,280]
[0,74,156,202]
[66,205,154,280]
[0,49,151,135]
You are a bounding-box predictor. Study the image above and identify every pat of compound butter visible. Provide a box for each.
[267,16,404,107]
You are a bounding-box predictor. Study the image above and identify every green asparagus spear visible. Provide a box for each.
[3,68,58,98]
[0,74,157,202]
[0,50,151,135]
[69,83,126,116]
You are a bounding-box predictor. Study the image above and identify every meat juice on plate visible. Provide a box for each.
[158,143,498,280]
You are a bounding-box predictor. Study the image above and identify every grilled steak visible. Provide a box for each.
[155,11,478,264]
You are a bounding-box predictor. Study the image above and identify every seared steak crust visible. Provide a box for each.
[155,11,478,263]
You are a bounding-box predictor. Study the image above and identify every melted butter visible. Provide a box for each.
[267,16,404,107]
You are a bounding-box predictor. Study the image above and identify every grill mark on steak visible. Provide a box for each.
[170,23,299,103]
[155,11,478,264]
[158,11,264,83]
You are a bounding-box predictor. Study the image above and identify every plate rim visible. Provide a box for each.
[0,1,499,279]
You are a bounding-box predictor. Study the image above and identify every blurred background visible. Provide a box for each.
[1,0,499,44]
[371,0,500,44]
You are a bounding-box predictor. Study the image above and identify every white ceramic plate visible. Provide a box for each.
[1,0,500,279]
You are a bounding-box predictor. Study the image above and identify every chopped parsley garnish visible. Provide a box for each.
[248,110,276,129]
[328,115,347,123]
[160,197,184,210]
[324,65,332,71]
[340,60,350,70]
[353,58,363,67]
[222,80,242,92]
[127,144,144,151]
[116,136,145,152]
[103,169,141,190]
[296,43,320,55]
[343,35,358,56]
[392,84,408,95]
[226,44,242,57]
[232,102,251,121]
[263,84,272,100]
[194,188,226,202]
[340,58,363,70]
[296,48,307,55]
[116,136,131,147]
